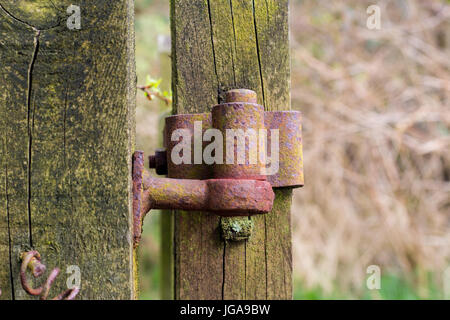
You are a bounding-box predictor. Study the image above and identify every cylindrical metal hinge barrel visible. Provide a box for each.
[264,111,304,188]
[212,89,266,180]
[225,88,258,104]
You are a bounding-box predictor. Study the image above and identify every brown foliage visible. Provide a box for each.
[291,0,449,294]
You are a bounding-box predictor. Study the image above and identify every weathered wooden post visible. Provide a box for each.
[0,1,136,299]
[157,34,174,300]
[170,0,293,299]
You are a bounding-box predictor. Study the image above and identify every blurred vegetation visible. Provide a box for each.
[136,0,449,300]
[135,0,169,300]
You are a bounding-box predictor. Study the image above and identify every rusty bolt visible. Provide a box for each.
[149,148,168,175]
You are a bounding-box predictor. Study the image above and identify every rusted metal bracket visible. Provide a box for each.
[132,151,274,247]
[133,89,303,247]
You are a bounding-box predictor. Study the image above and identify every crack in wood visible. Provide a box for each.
[62,84,76,217]
[229,0,238,86]
[0,2,62,31]
[244,231,247,299]
[221,238,226,299]
[1,0,43,261]
[251,0,266,108]
[251,0,268,299]
[0,1,53,250]
[26,29,40,248]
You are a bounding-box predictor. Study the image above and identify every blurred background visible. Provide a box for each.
[135,0,450,299]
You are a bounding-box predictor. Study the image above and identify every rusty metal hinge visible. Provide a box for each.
[132,89,303,247]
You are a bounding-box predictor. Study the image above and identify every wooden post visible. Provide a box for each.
[0,1,136,299]
[171,0,292,299]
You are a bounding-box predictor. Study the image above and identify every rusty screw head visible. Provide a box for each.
[149,148,168,175]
